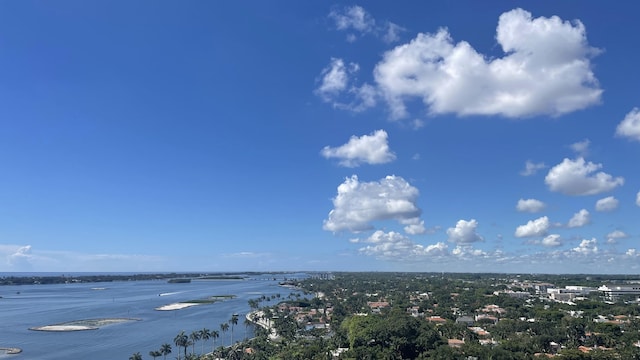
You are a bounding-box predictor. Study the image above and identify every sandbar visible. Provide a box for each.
[155,302,201,311]
[0,347,22,355]
[30,318,139,332]
[32,325,96,332]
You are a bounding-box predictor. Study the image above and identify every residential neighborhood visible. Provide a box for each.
[225,272,640,359]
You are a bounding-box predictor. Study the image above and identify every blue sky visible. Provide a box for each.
[1,1,639,273]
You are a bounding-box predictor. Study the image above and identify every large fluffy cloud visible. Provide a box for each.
[568,209,590,228]
[516,198,546,213]
[321,130,396,167]
[595,196,619,212]
[515,216,550,238]
[545,157,624,196]
[323,175,422,232]
[373,8,601,119]
[615,108,640,142]
[447,219,483,244]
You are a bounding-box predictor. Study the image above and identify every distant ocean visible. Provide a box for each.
[0,273,305,360]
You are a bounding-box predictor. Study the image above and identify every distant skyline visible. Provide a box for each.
[1,2,639,273]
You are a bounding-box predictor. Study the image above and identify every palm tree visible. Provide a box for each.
[229,314,239,343]
[189,330,200,355]
[149,350,162,359]
[210,330,219,353]
[199,328,211,355]
[160,343,172,360]
[129,352,143,360]
[252,312,260,323]
[173,331,189,360]
[244,317,252,340]
[220,323,229,346]
[248,298,259,311]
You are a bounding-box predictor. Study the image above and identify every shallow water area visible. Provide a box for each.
[0,273,304,360]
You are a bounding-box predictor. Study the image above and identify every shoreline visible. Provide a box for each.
[246,310,278,340]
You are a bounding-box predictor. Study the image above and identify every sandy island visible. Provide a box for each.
[32,325,96,332]
[155,302,202,311]
[30,318,139,332]
[0,347,22,355]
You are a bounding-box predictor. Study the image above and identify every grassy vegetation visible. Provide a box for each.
[180,295,236,304]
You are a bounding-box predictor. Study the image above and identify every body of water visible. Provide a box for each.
[0,273,304,359]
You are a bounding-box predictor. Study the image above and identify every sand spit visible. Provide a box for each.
[0,347,22,354]
[30,318,140,332]
[32,325,97,332]
[155,302,201,311]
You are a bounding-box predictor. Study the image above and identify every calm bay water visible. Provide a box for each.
[0,273,304,359]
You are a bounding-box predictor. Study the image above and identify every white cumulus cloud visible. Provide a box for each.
[615,108,640,142]
[595,196,619,212]
[5,245,34,270]
[373,8,601,120]
[516,198,546,213]
[357,230,448,260]
[401,218,427,235]
[637,191,640,206]
[606,230,628,244]
[568,209,590,228]
[571,238,598,255]
[315,58,357,102]
[515,216,550,238]
[451,245,487,258]
[323,175,422,233]
[541,234,562,247]
[447,219,483,244]
[520,160,546,176]
[545,157,624,196]
[321,130,396,167]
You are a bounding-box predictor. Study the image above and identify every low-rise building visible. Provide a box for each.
[598,285,640,301]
